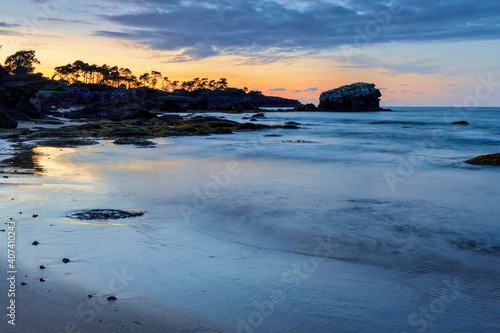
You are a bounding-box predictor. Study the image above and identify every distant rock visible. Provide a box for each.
[294,103,317,111]
[252,112,265,118]
[318,82,389,112]
[465,153,500,166]
[234,100,257,111]
[451,121,469,125]
[160,99,185,112]
[67,209,145,221]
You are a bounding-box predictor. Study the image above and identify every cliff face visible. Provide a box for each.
[0,74,49,126]
[0,64,7,78]
[318,82,386,112]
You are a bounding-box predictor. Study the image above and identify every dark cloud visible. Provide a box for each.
[269,88,287,91]
[303,87,318,92]
[0,22,18,27]
[93,0,500,61]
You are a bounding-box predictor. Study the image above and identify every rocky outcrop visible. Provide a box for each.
[318,82,388,112]
[294,103,317,111]
[0,74,50,120]
[0,107,18,129]
[465,153,500,166]
[0,65,7,79]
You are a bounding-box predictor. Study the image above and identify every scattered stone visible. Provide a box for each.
[21,282,27,286]
[265,134,282,137]
[33,214,38,218]
[40,278,45,282]
[67,209,145,221]
[3,176,8,178]
[465,153,500,166]
[252,113,265,118]
[451,121,469,125]
[282,124,300,129]
[113,138,156,147]
[285,121,301,125]
[107,296,117,301]
[32,241,40,246]
[62,258,71,263]
[250,118,257,121]
[88,295,93,298]
[36,139,100,147]
[0,230,5,232]
[241,117,249,120]
[40,265,45,269]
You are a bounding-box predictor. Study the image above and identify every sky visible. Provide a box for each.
[1,0,499,106]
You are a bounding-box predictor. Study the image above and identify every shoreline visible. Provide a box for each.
[0,136,225,332]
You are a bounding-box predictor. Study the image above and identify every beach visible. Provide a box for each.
[1,109,500,332]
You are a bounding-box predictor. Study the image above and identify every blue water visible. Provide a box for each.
[1,107,499,332]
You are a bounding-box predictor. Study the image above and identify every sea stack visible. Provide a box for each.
[318,82,389,112]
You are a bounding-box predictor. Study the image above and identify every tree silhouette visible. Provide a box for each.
[150,71,162,89]
[4,50,40,75]
[139,73,150,87]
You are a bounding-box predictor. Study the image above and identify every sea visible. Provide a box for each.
[1,107,499,332]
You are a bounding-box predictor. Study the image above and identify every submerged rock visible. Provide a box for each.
[67,209,145,221]
[451,121,469,125]
[318,82,389,112]
[36,139,100,147]
[113,138,156,146]
[465,153,500,166]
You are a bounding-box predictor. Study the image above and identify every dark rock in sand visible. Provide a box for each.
[465,153,500,166]
[451,121,469,125]
[0,74,50,120]
[62,258,71,263]
[107,296,117,301]
[67,209,145,221]
[318,82,389,112]
[32,241,40,246]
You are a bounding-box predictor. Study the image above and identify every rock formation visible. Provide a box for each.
[318,82,388,112]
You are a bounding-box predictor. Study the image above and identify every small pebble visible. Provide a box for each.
[62,258,70,263]
[32,241,40,246]
[33,214,39,218]
[88,295,93,298]
[107,296,117,301]
[40,265,45,269]
[3,176,8,178]
[40,278,45,282]
[21,282,27,286]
